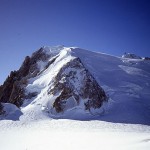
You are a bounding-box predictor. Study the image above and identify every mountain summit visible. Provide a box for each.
[0,46,150,124]
[0,46,107,120]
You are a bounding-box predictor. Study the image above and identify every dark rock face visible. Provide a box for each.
[0,47,49,108]
[48,58,107,113]
[19,48,49,78]
[144,57,150,60]
[0,103,4,115]
[0,71,21,104]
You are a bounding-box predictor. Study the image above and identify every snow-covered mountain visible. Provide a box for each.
[0,45,150,124]
[0,45,150,150]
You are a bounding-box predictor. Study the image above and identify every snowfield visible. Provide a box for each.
[0,119,150,150]
[0,46,150,150]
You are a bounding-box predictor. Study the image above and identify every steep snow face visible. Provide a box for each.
[71,48,150,124]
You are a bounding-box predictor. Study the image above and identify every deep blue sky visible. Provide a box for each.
[0,0,150,84]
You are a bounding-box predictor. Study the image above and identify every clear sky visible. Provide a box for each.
[0,0,150,84]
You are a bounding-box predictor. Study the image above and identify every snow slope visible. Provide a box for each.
[71,48,150,125]
[0,119,150,150]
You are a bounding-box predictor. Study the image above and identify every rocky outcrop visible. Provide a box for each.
[0,103,4,115]
[18,47,49,78]
[0,47,49,108]
[143,57,150,60]
[48,58,107,113]
[0,71,20,103]
[122,53,142,59]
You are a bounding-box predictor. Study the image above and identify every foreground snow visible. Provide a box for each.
[0,119,150,150]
